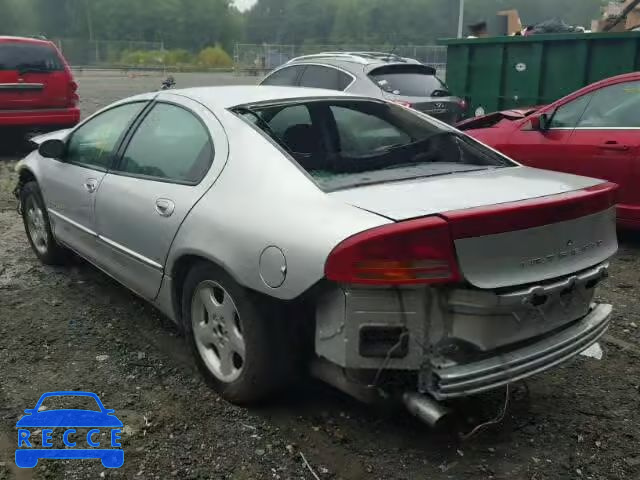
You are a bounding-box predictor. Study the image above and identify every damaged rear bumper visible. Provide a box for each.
[425,303,611,400]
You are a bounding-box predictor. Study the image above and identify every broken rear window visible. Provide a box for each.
[234,99,514,190]
[0,42,64,72]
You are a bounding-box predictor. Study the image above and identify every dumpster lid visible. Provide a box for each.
[438,30,640,45]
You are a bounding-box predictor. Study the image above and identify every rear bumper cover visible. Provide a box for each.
[0,107,80,128]
[425,303,611,399]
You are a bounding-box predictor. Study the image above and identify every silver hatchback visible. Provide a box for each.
[261,52,466,123]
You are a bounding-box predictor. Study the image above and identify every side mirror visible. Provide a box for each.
[531,113,552,132]
[530,116,541,131]
[38,139,66,159]
[539,113,551,131]
[23,409,34,415]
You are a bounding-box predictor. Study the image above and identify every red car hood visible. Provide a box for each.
[457,106,544,130]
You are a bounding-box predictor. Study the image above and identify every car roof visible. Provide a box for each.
[278,56,436,77]
[589,71,640,87]
[287,52,420,65]
[169,85,356,109]
[0,35,53,46]
[544,71,640,110]
[293,57,406,68]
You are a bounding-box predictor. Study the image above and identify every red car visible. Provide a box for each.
[459,72,640,229]
[0,36,80,136]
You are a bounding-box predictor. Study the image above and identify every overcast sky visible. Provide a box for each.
[233,0,257,11]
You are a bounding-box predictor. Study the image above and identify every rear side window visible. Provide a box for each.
[236,100,512,190]
[267,105,313,139]
[245,104,326,170]
[369,65,447,97]
[117,103,213,183]
[0,42,64,71]
[262,66,304,86]
[299,65,353,91]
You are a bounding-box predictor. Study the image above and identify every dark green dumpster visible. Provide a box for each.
[439,32,640,117]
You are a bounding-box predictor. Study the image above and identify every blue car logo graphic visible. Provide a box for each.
[15,391,124,468]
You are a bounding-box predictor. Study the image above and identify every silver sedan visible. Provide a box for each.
[15,86,617,426]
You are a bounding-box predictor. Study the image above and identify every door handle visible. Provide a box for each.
[598,141,629,151]
[155,198,175,217]
[83,178,99,193]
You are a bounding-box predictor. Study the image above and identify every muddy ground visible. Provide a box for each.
[1,71,639,480]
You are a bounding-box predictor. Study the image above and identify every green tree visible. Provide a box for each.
[246,0,605,45]
[0,0,610,50]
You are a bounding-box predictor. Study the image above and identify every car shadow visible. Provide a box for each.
[0,137,34,157]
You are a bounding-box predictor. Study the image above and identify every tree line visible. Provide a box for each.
[0,0,243,51]
[244,0,606,45]
[1,0,605,50]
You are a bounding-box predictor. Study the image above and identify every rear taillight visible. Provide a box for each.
[67,80,79,107]
[325,217,461,285]
[393,100,413,109]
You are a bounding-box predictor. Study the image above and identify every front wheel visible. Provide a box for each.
[182,263,293,405]
[20,181,67,265]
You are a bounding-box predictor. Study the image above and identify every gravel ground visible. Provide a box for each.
[1,71,640,480]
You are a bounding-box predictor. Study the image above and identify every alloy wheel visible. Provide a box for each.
[25,196,49,256]
[191,280,246,383]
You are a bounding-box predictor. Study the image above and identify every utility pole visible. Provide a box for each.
[457,0,465,38]
[85,0,94,41]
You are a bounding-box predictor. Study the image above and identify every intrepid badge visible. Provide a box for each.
[520,240,604,268]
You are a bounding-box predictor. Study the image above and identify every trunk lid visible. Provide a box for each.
[329,167,601,221]
[0,71,70,109]
[384,93,462,123]
[0,40,72,110]
[330,167,618,288]
[452,207,616,289]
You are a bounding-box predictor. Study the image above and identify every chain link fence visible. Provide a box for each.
[53,39,447,76]
[234,43,447,75]
[54,39,165,67]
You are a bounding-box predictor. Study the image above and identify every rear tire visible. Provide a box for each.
[20,181,68,265]
[182,262,294,405]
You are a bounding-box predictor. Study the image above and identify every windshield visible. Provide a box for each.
[0,42,64,72]
[236,100,513,191]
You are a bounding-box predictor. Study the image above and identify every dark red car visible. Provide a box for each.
[459,72,640,229]
[0,36,80,136]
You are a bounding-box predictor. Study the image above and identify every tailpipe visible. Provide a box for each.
[403,392,453,429]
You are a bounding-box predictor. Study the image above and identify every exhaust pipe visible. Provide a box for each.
[403,392,453,429]
[310,359,453,428]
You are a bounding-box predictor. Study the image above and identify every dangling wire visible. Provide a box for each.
[459,383,511,441]
[368,330,410,388]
